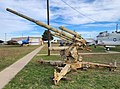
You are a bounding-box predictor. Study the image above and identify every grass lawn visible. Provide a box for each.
[4,45,120,89]
[39,44,60,54]
[78,46,106,53]
[110,46,120,52]
[0,45,39,71]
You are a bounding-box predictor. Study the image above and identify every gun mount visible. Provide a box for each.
[6,8,117,85]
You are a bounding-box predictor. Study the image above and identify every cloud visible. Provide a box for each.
[83,23,116,27]
[50,0,120,24]
[77,31,99,38]
[0,0,120,40]
[0,0,46,40]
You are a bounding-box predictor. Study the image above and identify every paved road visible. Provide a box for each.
[0,45,44,89]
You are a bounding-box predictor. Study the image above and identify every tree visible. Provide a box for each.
[42,30,53,41]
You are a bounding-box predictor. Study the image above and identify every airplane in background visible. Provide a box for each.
[96,23,120,50]
[84,24,120,51]
[18,36,30,46]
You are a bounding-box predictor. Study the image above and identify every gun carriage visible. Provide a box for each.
[6,8,117,85]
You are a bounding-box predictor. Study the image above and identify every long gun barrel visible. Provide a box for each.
[51,32,72,41]
[6,8,37,23]
[59,26,81,37]
[51,32,68,41]
[6,8,72,38]
[6,8,59,33]
[6,8,86,45]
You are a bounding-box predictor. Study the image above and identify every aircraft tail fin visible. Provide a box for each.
[27,36,29,41]
[116,23,118,32]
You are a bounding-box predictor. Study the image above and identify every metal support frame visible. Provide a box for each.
[47,0,50,56]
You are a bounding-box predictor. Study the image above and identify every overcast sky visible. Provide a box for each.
[0,0,120,41]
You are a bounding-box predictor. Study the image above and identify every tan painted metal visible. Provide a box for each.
[51,32,72,41]
[6,8,86,46]
[53,64,71,85]
[49,47,69,51]
[59,26,81,38]
[7,8,117,85]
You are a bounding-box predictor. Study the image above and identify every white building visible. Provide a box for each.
[11,37,43,45]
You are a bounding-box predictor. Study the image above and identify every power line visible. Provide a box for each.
[60,0,97,22]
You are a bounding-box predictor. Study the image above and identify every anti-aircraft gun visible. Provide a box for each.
[6,8,117,85]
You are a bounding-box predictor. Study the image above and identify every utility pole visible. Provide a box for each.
[47,0,50,56]
[22,33,23,37]
[5,33,6,42]
[4,33,7,44]
[22,33,23,40]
